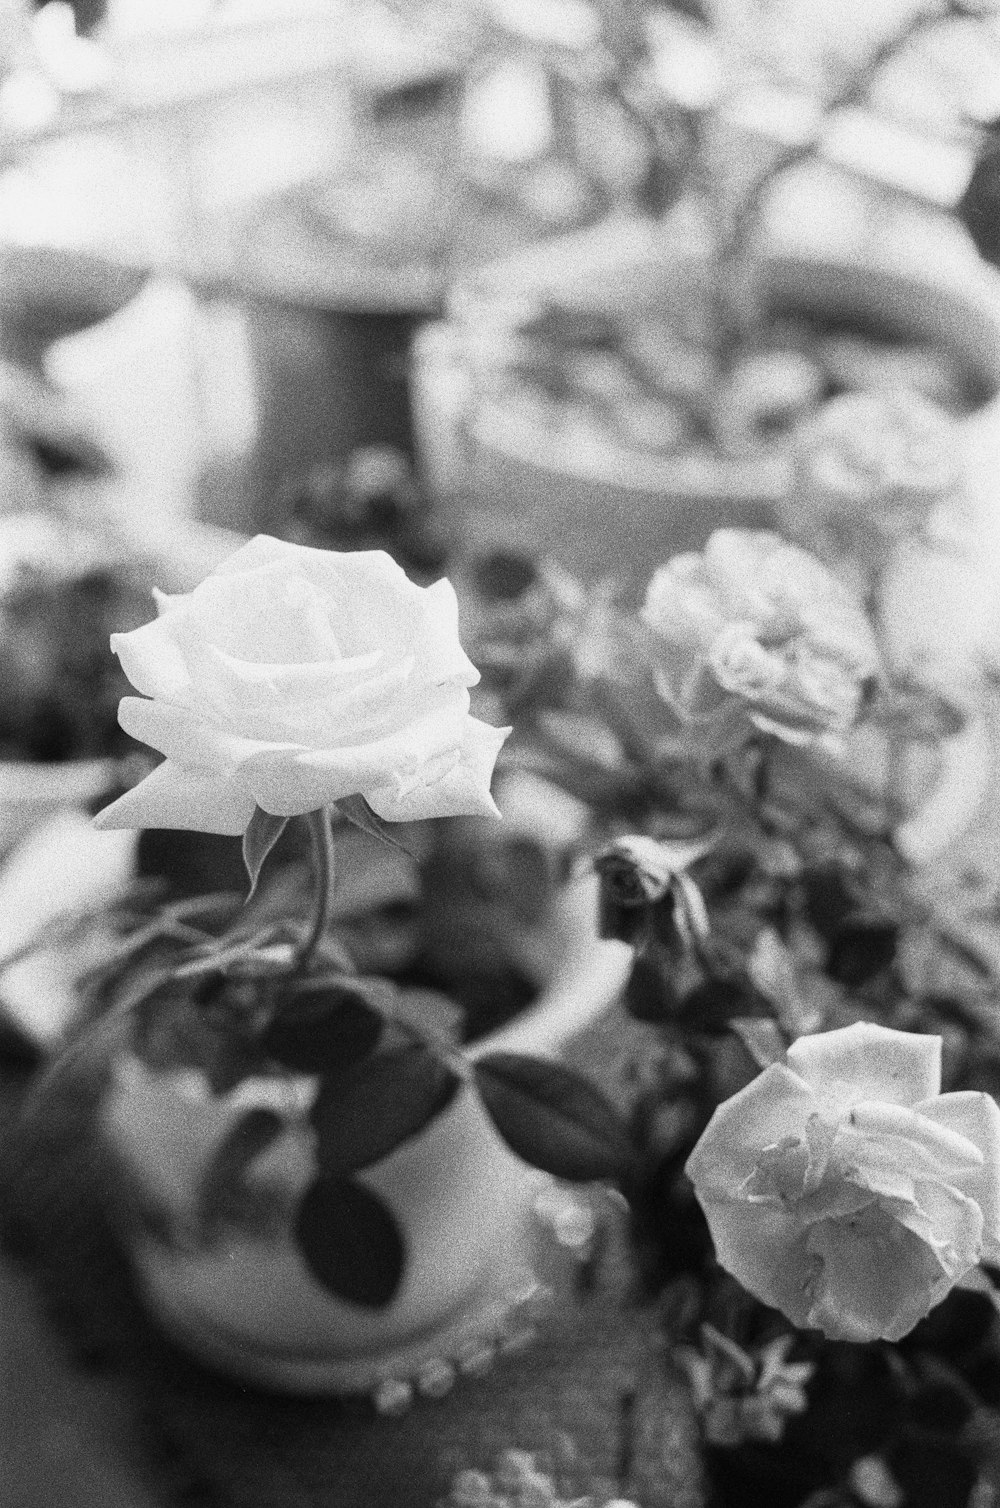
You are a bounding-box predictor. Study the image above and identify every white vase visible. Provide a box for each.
[98,871,630,1400]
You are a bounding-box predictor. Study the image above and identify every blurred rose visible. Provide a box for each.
[686,1022,1000,1343]
[786,390,959,588]
[95,536,508,835]
[641,530,878,747]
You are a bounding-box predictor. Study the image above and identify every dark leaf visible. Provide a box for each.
[636,153,684,220]
[335,795,412,856]
[727,1016,787,1072]
[801,864,856,942]
[474,1052,635,1183]
[262,985,384,1075]
[826,918,898,988]
[905,1286,998,1359]
[392,986,464,1050]
[241,806,289,898]
[598,892,650,947]
[887,1433,977,1508]
[907,1378,974,1435]
[680,978,771,1035]
[197,1108,283,1232]
[499,837,553,925]
[204,1040,268,1096]
[515,745,647,813]
[310,1045,458,1175]
[470,549,539,601]
[958,142,1000,269]
[624,953,681,1022]
[131,989,264,1093]
[295,1175,404,1306]
[966,1352,1000,1408]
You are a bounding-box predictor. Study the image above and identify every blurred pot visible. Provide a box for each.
[97,869,629,1399]
[414,220,1000,598]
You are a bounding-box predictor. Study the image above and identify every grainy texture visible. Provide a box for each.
[0,1007,705,1508]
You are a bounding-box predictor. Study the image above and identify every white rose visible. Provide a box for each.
[642,531,879,746]
[94,536,509,835]
[686,1022,1000,1343]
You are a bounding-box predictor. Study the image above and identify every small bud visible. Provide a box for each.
[595,835,683,905]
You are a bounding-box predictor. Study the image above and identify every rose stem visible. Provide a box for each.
[293,808,337,974]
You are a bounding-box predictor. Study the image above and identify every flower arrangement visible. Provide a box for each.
[466,488,1000,1504]
[84,533,636,1346]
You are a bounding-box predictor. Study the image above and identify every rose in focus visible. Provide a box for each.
[686,1023,1000,1343]
[641,530,879,747]
[94,536,509,835]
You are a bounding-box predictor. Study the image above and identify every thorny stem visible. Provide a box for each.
[293,808,338,975]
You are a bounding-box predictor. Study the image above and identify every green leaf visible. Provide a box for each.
[727,1017,788,1072]
[392,986,464,1051]
[473,1052,635,1183]
[310,1045,458,1175]
[241,806,289,898]
[197,1108,284,1234]
[262,985,384,1075]
[131,987,268,1094]
[295,1175,405,1306]
[334,795,412,856]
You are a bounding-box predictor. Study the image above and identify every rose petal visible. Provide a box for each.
[365,717,510,821]
[786,1024,942,1111]
[843,1101,984,1177]
[199,645,416,743]
[413,577,481,686]
[247,545,431,662]
[207,533,294,577]
[181,564,343,666]
[685,1063,817,1197]
[111,618,192,701]
[805,1202,952,1342]
[695,1194,816,1328]
[891,1180,984,1279]
[92,759,256,835]
[117,696,268,774]
[240,696,474,817]
[920,1090,1000,1258]
[643,555,730,655]
[704,530,792,631]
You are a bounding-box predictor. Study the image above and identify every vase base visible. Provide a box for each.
[136,1242,553,1402]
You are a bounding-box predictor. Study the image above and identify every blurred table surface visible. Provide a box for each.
[0,1251,168,1508]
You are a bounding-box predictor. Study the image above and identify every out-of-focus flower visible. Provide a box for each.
[686,1022,1000,1342]
[94,536,508,835]
[595,834,713,907]
[848,1455,904,1508]
[438,1445,638,1507]
[595,833,711,948]
[641,530,879,748]
[676,1325,814,1446]
[786,391,960,588]
[487,0,601,51]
